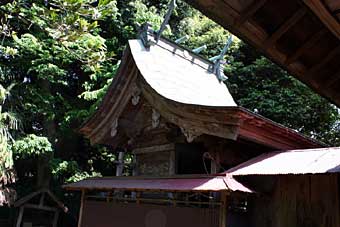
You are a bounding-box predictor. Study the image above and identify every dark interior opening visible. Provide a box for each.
[175,143,210,174]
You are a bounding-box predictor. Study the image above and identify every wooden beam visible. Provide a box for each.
[303,0,340,39]
[265,8,307,49]
[307,45,340,76]
[78,190,85,227]
[324,69,340,88]
[285,28,327,65]
[132,143,175,155]
[23,204,59,212]
[235,0,267,27]
[46,190,68,213]
[14,189,46,207]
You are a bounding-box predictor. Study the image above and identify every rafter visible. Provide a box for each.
[307,45,340,76]
[285,28,327,65]
[265,8,307,49]
[235,0,267,27]
[324,69,340,88]
[302,0,340,39]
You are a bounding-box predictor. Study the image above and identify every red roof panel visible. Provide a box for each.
[63,175,252,193]
[226,147,340,175]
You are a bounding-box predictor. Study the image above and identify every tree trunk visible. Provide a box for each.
[36,80,57,189]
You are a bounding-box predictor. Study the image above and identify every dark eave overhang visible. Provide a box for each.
[185,0,340,107]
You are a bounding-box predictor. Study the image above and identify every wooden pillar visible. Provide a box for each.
[52,210,60,227]
[169,150,176,175]
[116,151,124,176]
[39,192,45,207]
[16,207,24,227]
[132,154,138,176]
[78,190,85,227]
[211,160,217,174]
[219,191,227,227]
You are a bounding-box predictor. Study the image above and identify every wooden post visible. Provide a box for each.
[211,159,217,174]
[131,155,137,200]
[169,150,176,175]
[39,192,45,207]
[116,151,124,176]
[78,190,85,227]
[136,192,141,204]
[16,206,24,227]
[219,191,227,227]
[173,192,178,207]
[52,210,60,227]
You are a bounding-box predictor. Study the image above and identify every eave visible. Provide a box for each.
[185,0,340,107]
[79,38,322,150]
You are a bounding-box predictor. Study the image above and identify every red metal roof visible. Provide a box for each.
[225,147,340,175]
[63,175,252,193]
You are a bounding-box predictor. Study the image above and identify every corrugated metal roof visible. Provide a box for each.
[129,38,237,107]
[63,175,252,193]
[226,147,340,175]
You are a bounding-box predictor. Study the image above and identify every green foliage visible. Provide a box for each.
[175,12,240,58]
[130,0,168,33]
[227,48,340,145]
[80,61,119,101]
[50,158,101,183]
[0,82,17,186]
[66,171,101,183]
[0,0,339,213]
[12,134,52,159]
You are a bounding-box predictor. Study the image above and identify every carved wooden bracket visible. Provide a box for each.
[131,84,141,106]
[152,109,161,128]
[180,127,201,143]
[110,119,118,137]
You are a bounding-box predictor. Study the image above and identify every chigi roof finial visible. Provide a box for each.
[209,36,233,82]
[138,0,233,83]
[155,0,176,42]
[138,0,176,48]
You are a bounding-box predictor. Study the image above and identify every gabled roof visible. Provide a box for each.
[129,39,236,106]
[186,0,340,107]
[226,147,340,175]
[80,35,322,150]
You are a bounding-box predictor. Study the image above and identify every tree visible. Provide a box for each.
[0,82,17,205]
[0,0,120,193]
[0,0,338,212]
[226,43,340,145]
[0,0,170,197]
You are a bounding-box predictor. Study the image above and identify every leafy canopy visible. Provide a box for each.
[0,0,339,210]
